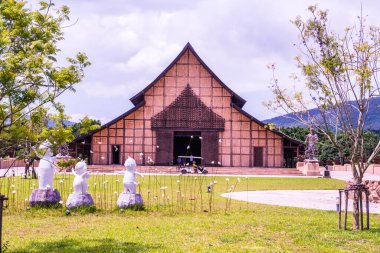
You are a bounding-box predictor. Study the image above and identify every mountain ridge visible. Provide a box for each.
[263,97,380,131]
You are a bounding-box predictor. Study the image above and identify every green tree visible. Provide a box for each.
[0,0,90,177]
[0,0,90,135]
[280,126,309,142]
[0,106,48,177]
[71,116,101,138]
[280,127,380,166]
[0,105,76,178]
[40,108,74,154]
[267,6,380,229]
[363,131,380,159]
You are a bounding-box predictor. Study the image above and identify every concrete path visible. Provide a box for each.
[330,171,380,181]
[0,167,25,177]
[221,190,380,214]
[3,167,380,180]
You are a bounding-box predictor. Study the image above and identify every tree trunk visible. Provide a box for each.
[339,150,344,165]
[352,162,362,230]
[352,189,360,230]
[31,161,37,179]
[24,162,29,177]
[24,159,35,178]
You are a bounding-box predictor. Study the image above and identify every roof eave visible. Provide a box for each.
[73,101,146,142]
[231,104,302,145]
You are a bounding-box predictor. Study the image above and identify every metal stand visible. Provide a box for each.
[0,195,8,253]
[338,184,369,230]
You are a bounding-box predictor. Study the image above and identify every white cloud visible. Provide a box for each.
[125,44,181,72]
[81,82,130,98]
[49,0,380,121]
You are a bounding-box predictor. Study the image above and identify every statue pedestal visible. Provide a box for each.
[66,193,94,210]
[302,160,320,176]
[29,189,61,206]
[117,193,143,208]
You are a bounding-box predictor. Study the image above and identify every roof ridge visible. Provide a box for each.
[129,43,246,108]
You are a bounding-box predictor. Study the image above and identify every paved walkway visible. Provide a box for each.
[330,171,380,181]
[0,167,25,177]
[89,165,304,176]
[221,190,380,214]
[3,167,380,180]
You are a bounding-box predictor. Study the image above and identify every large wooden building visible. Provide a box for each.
[73,43,300,167]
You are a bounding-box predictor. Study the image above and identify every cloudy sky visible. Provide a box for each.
[31,0,380,124]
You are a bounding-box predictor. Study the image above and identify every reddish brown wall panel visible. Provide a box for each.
[87,48,289,167]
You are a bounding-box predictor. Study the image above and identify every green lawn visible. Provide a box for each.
[2,176,380,252]
[2,174,345,213]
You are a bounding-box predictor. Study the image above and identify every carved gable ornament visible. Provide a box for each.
[151,84,225,130]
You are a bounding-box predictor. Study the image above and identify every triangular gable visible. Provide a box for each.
[72,43,300,146]
[130,42,246,108]
[151,84,225,130]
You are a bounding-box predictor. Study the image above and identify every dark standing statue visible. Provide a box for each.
[305,127,318,161]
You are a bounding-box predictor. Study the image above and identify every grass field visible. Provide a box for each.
[2,175,380,252]
[1,174,345,213]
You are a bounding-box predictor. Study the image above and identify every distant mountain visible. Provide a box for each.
[264,97,380,131]
[47,120,75,128]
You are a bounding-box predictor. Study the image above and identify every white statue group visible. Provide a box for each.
[30,140,143,209]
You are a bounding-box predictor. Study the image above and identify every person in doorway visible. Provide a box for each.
[193,161,198,173]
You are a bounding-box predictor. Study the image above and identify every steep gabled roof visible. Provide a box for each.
[129,42,246,108]
[151,84,225,130]
[72,43,300,146]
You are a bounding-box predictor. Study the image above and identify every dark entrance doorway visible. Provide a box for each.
[173,131,201,164]
[253,147,264,167]
[112,145,120,164]
[284,147,297,168]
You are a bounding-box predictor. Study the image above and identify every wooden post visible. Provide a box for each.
[359,189,363,230]
[365,190,370,230]
[142,107,146,165]
[344,190,348,230]
[265,130,268,167]
[0,195,8,253]
[249,121,253,167]
[338,190,342,229]
[107,128,110,165]
[339,185,370,230]
[123,116,126,164]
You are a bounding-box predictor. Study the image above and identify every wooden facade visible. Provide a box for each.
[72,43,300,167]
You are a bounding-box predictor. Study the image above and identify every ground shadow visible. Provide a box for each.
[10,238,164,253]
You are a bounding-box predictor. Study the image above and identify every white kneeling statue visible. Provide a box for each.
[29,140,61,206]
[72,161,90,194]
[37,140,56,189]
[66,160,94,209]
[123,156,143,194]
[117,156,144,209]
